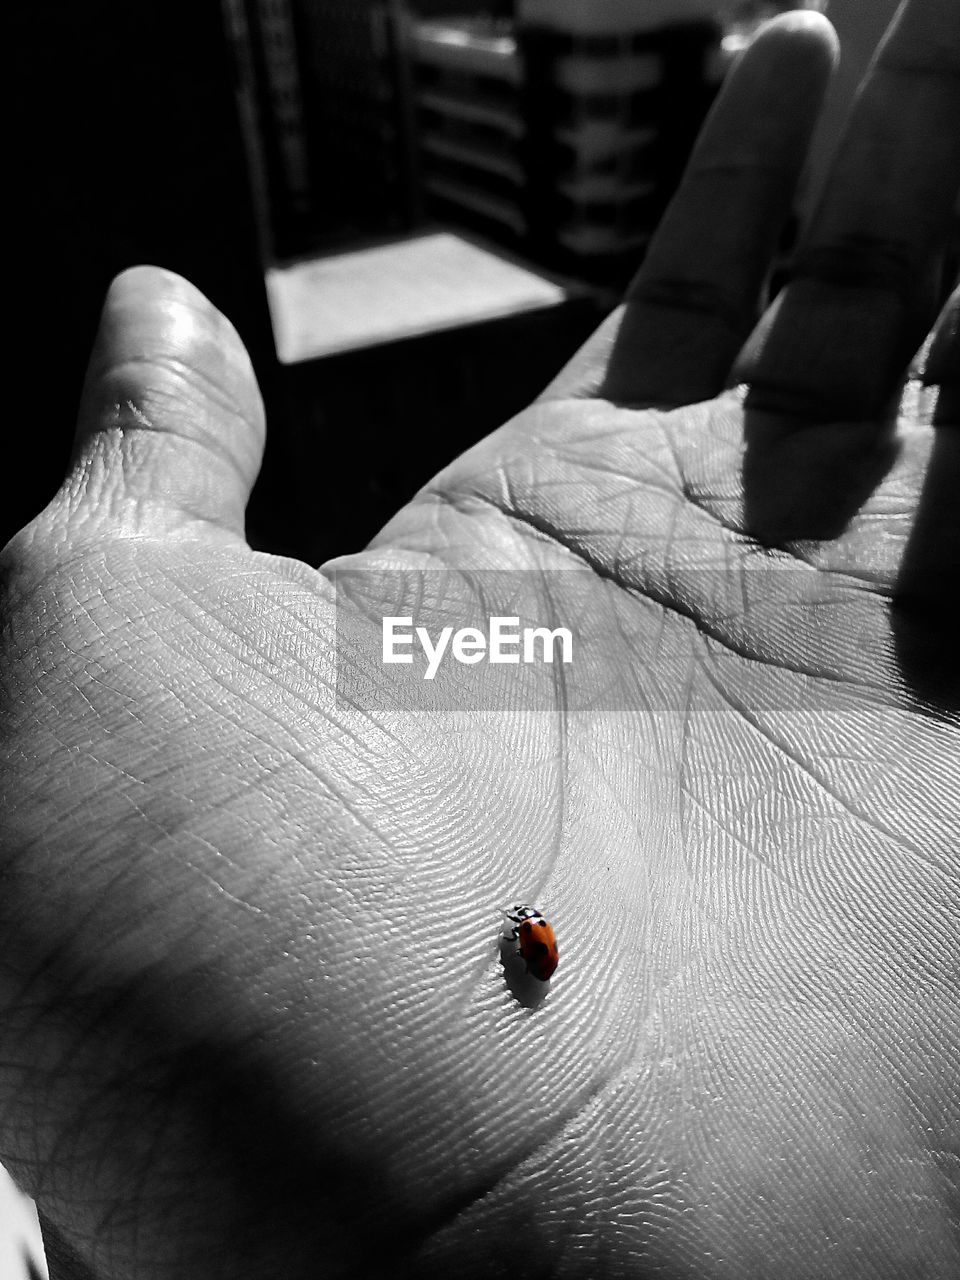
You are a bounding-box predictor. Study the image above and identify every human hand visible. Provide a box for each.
[1,4,958,1278]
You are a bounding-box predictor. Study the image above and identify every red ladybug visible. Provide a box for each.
[503,904,559,982]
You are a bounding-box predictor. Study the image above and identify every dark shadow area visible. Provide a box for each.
[6,0,283,555]
[29,1019,446,1279]
[499,934,551,1010]
[25,955,555,1278]
[891,416,960,714]
[277,294,604,566]
[5,0,607,570]
[36,1219,98,1280]
[740,408,900,543]
[738,396,959,715]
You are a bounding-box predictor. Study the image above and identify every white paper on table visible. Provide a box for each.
[266,232,568,363]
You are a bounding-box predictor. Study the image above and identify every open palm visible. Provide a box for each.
[2,7,958,1279]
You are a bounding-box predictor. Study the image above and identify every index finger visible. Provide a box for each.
[543,11,837,407]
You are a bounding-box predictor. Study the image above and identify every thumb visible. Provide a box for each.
[64,265,265,544]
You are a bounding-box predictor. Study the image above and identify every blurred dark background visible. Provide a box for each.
[6,0,903,567]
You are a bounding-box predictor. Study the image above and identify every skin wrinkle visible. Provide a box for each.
[693,641,949,881]
[442,482,891,697]
[81,377,256,485]
[680,691,957,942]
[8,673,376,933]
[424,407,957,728]
[64,457,245,548]
[18,588,552,967]
[132,584,335,725]
[31,806,268,973]
[98,425,238,512]
[680,784,801,896]
[496,403,838,571]
[90,348,262,443]
[626,283,753,333]
[415,1067,634,1278]
[683,775,902,1000]
[143,575,324,690]
[436,984,735,1278]
[71,641,311,784]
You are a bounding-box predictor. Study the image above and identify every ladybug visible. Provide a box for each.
[503,904,559,982]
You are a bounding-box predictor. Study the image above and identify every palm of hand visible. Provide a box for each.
[5,380,955,1278]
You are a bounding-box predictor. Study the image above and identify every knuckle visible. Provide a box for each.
[628,275,752,333]
[789,237,918,295]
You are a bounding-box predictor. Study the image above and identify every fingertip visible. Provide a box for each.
[87,265,260,410]
[598,4,839,408]
[105,263,209,307]
[753,8,839,65]
[69,265,267,542]
[723,9,840,102]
